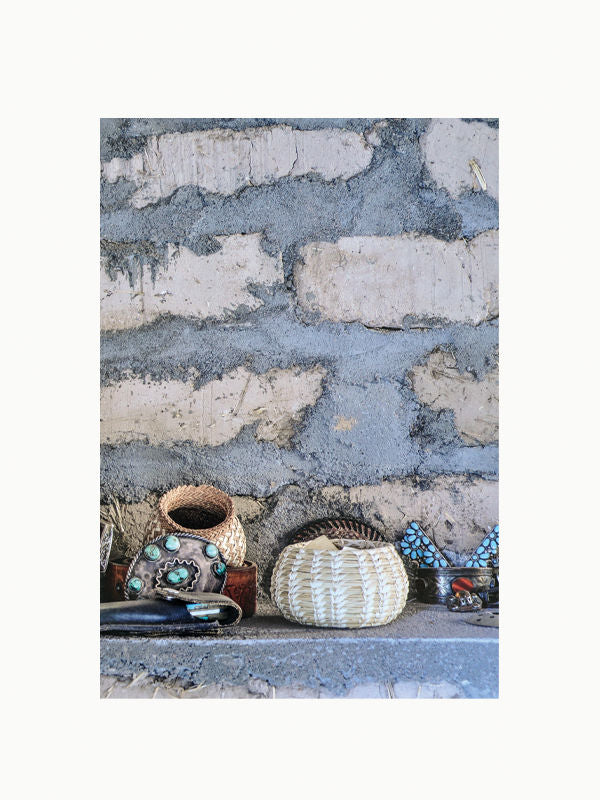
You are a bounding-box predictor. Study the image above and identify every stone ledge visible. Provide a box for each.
[100,603,498,698]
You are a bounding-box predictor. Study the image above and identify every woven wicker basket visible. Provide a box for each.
[271,539,408,628]
[144,485,246,567]
[291,517,385,545]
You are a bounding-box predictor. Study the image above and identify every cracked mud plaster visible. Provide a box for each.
[101,233,283,330]
[421,119,499,201]
[409,349,498,445]
[295,230,498,327]
[100,365,326,448]
[320,475,498,553]
[101,126,374,207]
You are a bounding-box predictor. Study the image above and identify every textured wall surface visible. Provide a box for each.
[100,117,499,598]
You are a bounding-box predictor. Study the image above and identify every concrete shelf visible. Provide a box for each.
[101,602,498,698]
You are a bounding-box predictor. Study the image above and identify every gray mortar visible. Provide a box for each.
[101,309,498,385]
[100,118,499,576]
[100,603,499,697]
[456,191,500,238]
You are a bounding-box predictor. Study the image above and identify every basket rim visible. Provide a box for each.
[158,484,235,537]
[284,538,397,556]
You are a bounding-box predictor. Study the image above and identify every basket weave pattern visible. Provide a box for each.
[271,539,408,628]
[291,517,385,544]
[144,485,246,567]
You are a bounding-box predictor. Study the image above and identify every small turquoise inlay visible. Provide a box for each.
[214,562,226,576]
[164,535,180,552]
[398,521,448,568]
[143,544,160,561]
[465,525,499,567]
[128,577,142,593]
[205,543,218,559]
[166,567,189,585]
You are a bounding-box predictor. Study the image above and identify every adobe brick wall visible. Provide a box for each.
[100,118,499,598]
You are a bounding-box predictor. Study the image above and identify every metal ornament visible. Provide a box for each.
[446,590,483,612]
[394,520,500,607]
[415,566,495,604]
[124,533,226,599]
[397,521,449,567]
[157,558,199,590]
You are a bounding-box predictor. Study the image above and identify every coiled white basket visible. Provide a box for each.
[271,539,409,628]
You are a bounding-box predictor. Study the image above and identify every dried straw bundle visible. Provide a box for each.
[271,539,408,628]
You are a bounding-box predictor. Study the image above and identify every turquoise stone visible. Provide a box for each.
[410,522,419,530]
[128,577,142,593]
[205,543,218,558]
[483,538,490,547]
[422,536,429,544]
[215,562,226,575]
[144,544,160,561]
[494,525,499,533]
[166,567,189,584]
[440,559,448,567]
[164,535,180,552]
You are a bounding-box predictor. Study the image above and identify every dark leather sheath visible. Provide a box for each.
[100,590,242,635]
